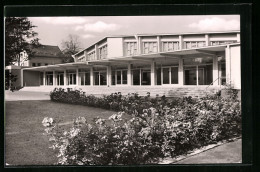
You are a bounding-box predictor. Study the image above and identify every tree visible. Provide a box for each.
[5,17,40,66]
[61,34,82,63]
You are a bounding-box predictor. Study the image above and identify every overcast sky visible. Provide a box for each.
[28,15,240,50]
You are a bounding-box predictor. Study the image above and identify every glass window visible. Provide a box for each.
[99,45,107,59]
[88,51,96,60]
[112,71,116,85]
[32,63,36,67]
[171,67,178,84]
[122,70,127,84]
[143,42,157,54]
[100,72,107,85]
[125,42,137,56]
[141,70,151,85]
[117,71,121,84]
[157,68,161,85]
[94,72,99,85]
[132,69,140,85]
[80,73,85,85]
[85,73,90,85]
[163,68,170,84]
[57,73,64,85]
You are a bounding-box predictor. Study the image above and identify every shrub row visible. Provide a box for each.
[44,88,241,165]
[50,88,201,115]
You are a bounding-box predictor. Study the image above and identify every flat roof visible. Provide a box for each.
[74,30,240,56]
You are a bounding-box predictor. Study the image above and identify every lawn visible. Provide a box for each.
[5,100,125,166]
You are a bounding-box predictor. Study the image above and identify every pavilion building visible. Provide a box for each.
[21,31,241,97]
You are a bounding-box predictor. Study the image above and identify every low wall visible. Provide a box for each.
[23,70,41,86]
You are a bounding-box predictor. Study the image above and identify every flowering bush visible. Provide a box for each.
[50,88,191,117]
[43,93,241,165]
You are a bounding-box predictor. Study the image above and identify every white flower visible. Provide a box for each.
[95,118,105,125]
[113,135,120,139]
[69,128,80,138]
[75,117,86,125]
[42,117,54,127]
[109,112,123,122]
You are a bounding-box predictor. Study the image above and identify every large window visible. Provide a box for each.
[210,40,237,46]
[57,73,64,86]
[132,68,151,85]
[143,42,157,54]
[183,57,213,85]
[67,72,76,85]
[162,67,178,84]
[99,45,108,59]
[94,71,107,86]
[125,42,137,56]
[79,72,90,85]
[162,42,179,52]
[46,72,53,85]
[88,51,96,60]
[113,70,127,85]
[184,41,206,49]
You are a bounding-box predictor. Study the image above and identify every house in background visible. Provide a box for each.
[20,31,241,97]
[5,45,66,89]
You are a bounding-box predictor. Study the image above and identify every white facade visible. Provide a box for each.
[22,31,241,91]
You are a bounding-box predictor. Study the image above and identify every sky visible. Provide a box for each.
[28,15,240,50]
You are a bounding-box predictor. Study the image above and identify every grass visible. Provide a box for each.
[5,100,129,166]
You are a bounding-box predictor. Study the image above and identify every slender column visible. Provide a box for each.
[225,45,231,85]
[178,58,184,85]
[138,37,142,54]
[21,69,24,87]
[157,36,161,52]
[64,70,67,86]
[90,66,94,86]
[151,61,156,86]
[205,34,209,46]
[179,35,183,50]
[53,71,56,86]
[196,65,199,86]
[76,68,79,86]
[43,71,46,86]
[127,63,132,86]
[107,66,111,86]
[213,56,219,86]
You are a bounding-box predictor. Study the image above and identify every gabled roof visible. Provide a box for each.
[30,45,65,58]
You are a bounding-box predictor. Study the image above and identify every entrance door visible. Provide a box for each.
[141,70,151,85]
[132,69,140,85]
[162,68,170,84]
[184,68,204,85]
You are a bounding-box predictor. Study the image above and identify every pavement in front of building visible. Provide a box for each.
[5,90,50,101]
[173,139,242,164]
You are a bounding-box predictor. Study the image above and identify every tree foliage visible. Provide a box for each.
[61,34,82,63]
[5,17,40,66]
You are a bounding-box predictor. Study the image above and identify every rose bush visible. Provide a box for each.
[44,91,241,165]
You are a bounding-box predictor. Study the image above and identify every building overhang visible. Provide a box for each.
[22,44,239,71]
